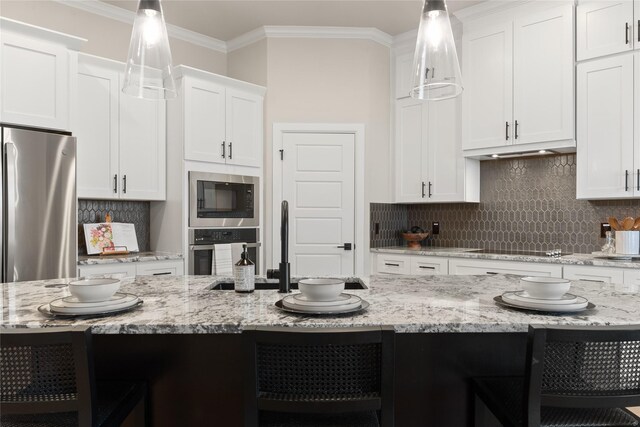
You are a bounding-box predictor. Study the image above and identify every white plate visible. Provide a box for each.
[57,293,128,308]
[291,293,357,306]
[494,296,594,314]
[49,294,140,314]
[283,294,362,312]
[592,252,640,260]
[502,291,579,305]
[276,299,369,315]
[39,300,143,318]
[500,292,588,311]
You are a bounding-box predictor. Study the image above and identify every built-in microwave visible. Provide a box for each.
[189,172,259,227]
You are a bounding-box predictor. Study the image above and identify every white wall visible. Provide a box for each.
[0,0,227,74]
[228,37,392,274]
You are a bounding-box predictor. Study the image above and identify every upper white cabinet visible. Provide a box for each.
[460,3,575,156]
[76,54,166,201]
[576,54,635,199]
[0,18,85,131]
[394,53,414,99]
[577,1,635,61]
[394,95,479,203]
[179,66,264,168]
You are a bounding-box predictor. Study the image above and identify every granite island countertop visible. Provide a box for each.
[78,252,183,266]
[2,274,639,334]
[372,246,640,269]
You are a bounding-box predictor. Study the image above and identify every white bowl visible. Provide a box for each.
[520,276,571,300]
[298,278,345,301]
[68,278,121,302]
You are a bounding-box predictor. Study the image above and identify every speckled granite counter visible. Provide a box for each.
[2,274,638,334]
[77,252,182,265]
[372,246,640,269]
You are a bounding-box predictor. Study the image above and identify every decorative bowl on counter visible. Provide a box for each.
[401,232,430,249]
[298,278,345,301]
[520,276,570,300]
[68,278,121,302]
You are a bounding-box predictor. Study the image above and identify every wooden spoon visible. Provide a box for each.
[622,217,635,230]
[633,217,640,230]
[609,217,620,231]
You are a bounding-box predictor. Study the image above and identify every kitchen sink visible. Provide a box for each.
[210,278,367,291]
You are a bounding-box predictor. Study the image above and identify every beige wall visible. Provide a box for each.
[0,1,227,74]
[228,38,391,272]
[226,38,268,87]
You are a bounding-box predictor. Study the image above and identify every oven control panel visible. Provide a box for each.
[191,228,258,245]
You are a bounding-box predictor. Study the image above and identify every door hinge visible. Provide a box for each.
[279,149,284,160]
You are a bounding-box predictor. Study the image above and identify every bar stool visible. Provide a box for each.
[0,326,148,427]
[243,326,395,427]
[472,324,640,427]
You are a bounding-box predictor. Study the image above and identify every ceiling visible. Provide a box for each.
[103,0,484,41]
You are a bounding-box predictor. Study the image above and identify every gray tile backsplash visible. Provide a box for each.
[371,154,640,253]
[77,199,150,255]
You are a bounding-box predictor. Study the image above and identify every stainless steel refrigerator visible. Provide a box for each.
[1,126,76,282]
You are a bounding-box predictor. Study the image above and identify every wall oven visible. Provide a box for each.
[189,172,259,227]
[188,228,260,275]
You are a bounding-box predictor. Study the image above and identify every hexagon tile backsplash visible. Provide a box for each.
[78,200,150,255]
[371,154,640,254]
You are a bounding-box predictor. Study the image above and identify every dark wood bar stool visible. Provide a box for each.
[472,324,640,427]
[243,326,395,427]
[0,326,148,427]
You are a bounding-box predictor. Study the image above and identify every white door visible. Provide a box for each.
[119,89,166,200]
[76,59,119,199]
[427,97,464,202]
[281,133,355,276]
[576,54,635,199]
[513,4,574,145]
[462,22,513,150]
[395,98,427,202]
[225,89,262,168]
[183,77,226,163]
[577,1,634,61]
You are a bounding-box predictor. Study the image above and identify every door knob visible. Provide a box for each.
[337,243,353,250]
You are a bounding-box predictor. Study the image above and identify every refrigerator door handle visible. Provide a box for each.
[4,141,17,283]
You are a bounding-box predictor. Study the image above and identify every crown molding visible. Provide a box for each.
[227,26,394,52]
[53,0,227,53]
[0,16,87,50]
[453,0,532,23]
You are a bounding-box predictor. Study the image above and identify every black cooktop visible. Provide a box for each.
[473,249,572,257]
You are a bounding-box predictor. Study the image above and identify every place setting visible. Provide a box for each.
[275,278,369,315]
[494,276,595,314]
[38,277,143,319]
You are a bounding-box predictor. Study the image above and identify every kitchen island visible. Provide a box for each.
[2,274,639,426]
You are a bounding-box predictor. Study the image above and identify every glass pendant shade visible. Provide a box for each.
[122,0,176,99]
[411,0,463,101]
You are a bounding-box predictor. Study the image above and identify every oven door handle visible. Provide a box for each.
[190,243,262,251]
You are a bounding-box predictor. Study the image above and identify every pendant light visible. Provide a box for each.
[410,0,463,101]
[122,0,176,99]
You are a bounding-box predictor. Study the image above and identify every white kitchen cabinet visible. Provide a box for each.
[76,54,166,201]
[622,269,640,291]
[576,54,635,199]
[375,254,411,275]
[0,18,84,131]
[78,260,183,278]
[461,3,575,156]
[410,256,448,276]
[135,260,184,276]
[563,265,624,283]
[179,66,264,168]
[394,52,414,99]
[394,96,479,203]
[577,1,635,61]
[448,258,563,277]
[78,263,136,279]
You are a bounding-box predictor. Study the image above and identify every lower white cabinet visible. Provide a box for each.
[376,254,411,275]
[448,258,563,277]
[562,265,624,283]
[410,257,448,276]
[78,260,183,278]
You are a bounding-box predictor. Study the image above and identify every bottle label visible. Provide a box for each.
[234,265,255,291]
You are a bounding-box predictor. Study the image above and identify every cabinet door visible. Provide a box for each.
[410,256,448,275]
[0,31,69,130]
[577,1,634,61]
[225,89,262,168]
[395,52,414,99]
[183,77,226,163]
[577,54,634,199]
[563,265,623,283]
[119,91,166,200]
[448,258,562,277]
[462,22,513,151]
[136,260,184,276]
[395,98,427,202]
[78,263,136,279]
[513,4,574,145]
[427,97,465,202]
[76,60,119,199]
[376,254,411,275]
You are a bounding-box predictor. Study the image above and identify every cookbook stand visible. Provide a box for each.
[100,246,130,256]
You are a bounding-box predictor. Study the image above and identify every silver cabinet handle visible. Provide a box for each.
[385,263,400,267]
[514,120,519,139]
[418,266,435,270]
[122,175,127,194]
[637,19,639,42]
[113,174,118,193]
[228,142,233,159]
[636,169,639,192]
[221,141,226,158]
[625,170,629,191]
[486,271,499,275]
[421,181,426,198]
[626,22,630,44]
[152,272,172,276]
[505,122,510,141]
[428,181,433,198]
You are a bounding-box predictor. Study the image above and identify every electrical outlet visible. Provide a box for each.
[432,222,440,235]
[600,222,611,238]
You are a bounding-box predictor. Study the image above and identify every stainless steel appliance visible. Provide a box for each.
[1,126,77,282]
[188,228,260,275]
[189,172,259,227]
